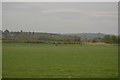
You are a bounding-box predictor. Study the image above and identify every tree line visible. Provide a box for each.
[1,30,119,44]
[2,30,81,44]
[102,35,119,44]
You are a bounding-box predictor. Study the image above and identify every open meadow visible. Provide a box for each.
[2,43,118,78]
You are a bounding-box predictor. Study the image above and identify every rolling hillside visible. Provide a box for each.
[62,33,114,38]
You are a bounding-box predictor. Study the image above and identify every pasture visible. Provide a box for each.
[2,43,118,78]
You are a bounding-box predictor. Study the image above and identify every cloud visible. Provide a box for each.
[41,9,117,19]
[41,9,83,13]
[2,2,118,35]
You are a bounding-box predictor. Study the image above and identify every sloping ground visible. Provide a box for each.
[63,33,114,38]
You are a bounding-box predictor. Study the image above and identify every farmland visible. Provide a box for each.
[2,43,118,78]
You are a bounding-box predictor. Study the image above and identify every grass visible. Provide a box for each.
[2,43,118,78]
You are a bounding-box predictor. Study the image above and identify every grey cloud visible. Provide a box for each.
[0,2,2,30]
[2,2,118,35]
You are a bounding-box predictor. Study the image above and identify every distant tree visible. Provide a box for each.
[74,37,81,42]
[74,37,81,44]
[33,31,34,35]
[20,30,23,33]
[4,29,9,34]
[111,35,118,44]
[102,35,111,43]
[102,35,118,44]
[92,38,97,43]
[118,37,120,44]
[29,31,31,34]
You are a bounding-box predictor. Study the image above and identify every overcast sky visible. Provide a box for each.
[2,2,118,35]
[0,2,1,30]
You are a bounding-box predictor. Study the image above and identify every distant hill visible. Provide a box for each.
[62,33,114,38]
[2,30,119,44]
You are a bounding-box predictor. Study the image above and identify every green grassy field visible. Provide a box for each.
[2,43,118,78]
